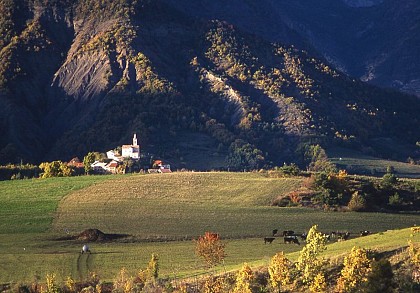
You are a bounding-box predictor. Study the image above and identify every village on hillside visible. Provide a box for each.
[68,134,172,175]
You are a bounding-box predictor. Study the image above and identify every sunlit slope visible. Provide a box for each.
[52,172,303,238]
[51,172,419,239]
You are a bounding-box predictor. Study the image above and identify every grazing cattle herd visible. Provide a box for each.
[264,229,371,245]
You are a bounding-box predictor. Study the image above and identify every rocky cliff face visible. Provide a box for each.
[0,0,419,167]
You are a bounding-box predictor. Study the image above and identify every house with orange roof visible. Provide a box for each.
[105,160,119,174]
[68,157,84,168]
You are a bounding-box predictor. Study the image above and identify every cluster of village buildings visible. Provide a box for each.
[68,134,171,174]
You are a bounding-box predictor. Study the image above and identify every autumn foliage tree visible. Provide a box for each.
[309,272,327,293]
[296,225,327,288]
[268,251,292,292]
[195,232,226,268]
[137,253,160,291]
[147,253,159,282]
[408,227,420,284]
[39,161,74,178]
[347,191,367,211]
[233,263,254,293]
[336,247,372,292]
[83,152,99,174]
[202,275,231,293]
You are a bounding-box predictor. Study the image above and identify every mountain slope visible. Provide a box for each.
[0,0,419,168]
[163,0,420,96]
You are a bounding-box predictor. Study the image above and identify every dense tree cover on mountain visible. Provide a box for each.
[0,0,419,170]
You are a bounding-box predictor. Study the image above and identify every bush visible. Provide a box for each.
[271,196,293,207]
[39,161,74,178]
[201,275,233,293]
[227,140,265,171]
[268,163,300,177]
[195,232,226,268]
[0,164,40,180]
[348,191,367,211]
[388,192,403,207]
[312,172,349,206]
[386,165,395,174]
[365,259,395,293]
[381,173,397,189]
[305,144,337,173]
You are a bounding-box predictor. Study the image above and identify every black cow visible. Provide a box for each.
[282,230,294,237]
[264,237,276,244]
[360,230,370,236]
[338,232,350,241]
[272,229,278,236]
[335,231,348,239]
[284,236,300,245]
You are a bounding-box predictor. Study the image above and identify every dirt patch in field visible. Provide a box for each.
[77,228,106,241]
[55,228,129,242]
[77,228,130,242]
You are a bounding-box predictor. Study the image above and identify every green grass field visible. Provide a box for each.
[329,147,420,178]
[0,176,111,234]
[0,172,419,284]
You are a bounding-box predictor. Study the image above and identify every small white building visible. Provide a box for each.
[106,150,122,162]
[91,161,108,173]
[107,134,140,161]
[158,165,172,173]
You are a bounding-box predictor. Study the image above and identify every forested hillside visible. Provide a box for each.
[164,0,420,96]
[0,0,419,169]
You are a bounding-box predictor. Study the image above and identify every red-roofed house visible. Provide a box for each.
[68,157,84,168]
[105,160,119,174]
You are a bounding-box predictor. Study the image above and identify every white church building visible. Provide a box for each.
[107,134,140,161]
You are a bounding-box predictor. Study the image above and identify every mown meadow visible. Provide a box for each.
[329,147,420,178]
[0,172,419,284]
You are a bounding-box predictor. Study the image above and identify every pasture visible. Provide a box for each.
[0,172,419,283]
[329,147,420,178]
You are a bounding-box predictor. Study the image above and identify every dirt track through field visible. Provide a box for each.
[77,253,92,280]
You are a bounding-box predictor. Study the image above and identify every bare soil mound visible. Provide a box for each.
[54,228,130,242]
[77,228,106,241]
[74,228,129,242]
